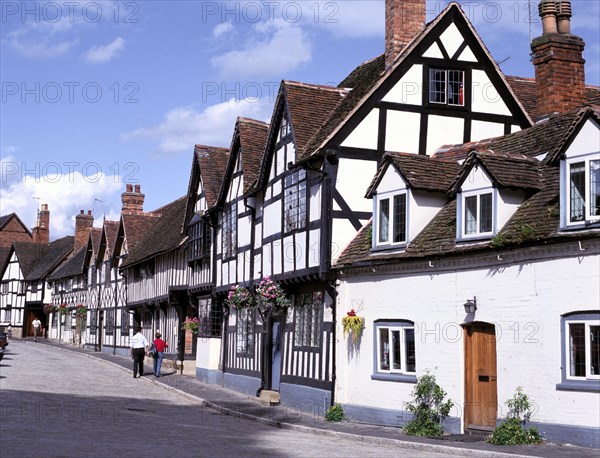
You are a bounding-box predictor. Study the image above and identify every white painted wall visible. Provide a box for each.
[471,70,511,116]
[382,65,423,106]
[337,158,377,213]
[564,119,600,158]
[341,109,379,150]
[472,120,505,142]
[336,249,600,431]
[386,111,420,154]
[497,189,526,230]
[427,116,464,155]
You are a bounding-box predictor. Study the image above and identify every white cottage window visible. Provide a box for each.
[558,313,600,392]
[429,69,464,106]
[284,169,307,233]
[377,193,407,245]
[567,159,600,224]
[461,191,493,237]
[376,322,416,375]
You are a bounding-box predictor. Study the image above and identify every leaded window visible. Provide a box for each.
[198,298,221,338]
[236,308,254,355]
[284,169,307,232]
[89,309,97,335]
[294,292,322,348]
[223,203,237,259]
[463,192,493,236]
[188,220,211,262]
[105,310,115,336]
[377,193,407,246]
[568,159,600,223]
[566,319,600,379]
[429,69,464,106]
[120,308,130,333]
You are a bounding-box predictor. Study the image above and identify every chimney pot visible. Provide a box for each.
[556,0,572,34]
[88,210,92,216]
[134,184,141,193]
[126,184,133,192]
[539,0,558,34]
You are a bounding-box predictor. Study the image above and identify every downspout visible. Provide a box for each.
[113,264,118,355]
[327,281,338,407]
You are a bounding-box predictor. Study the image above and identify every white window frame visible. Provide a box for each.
[376,191,408,247]
[376,323,416,375]
[429,68,465,107]
[284,169,307,233]
[565,157,600,225]
[564,318,600,381]
[460,189,495,239]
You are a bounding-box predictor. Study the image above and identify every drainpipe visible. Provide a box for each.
[326,281,338,407]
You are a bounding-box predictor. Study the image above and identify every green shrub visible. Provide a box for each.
[325,403,344,422]
[487,387,543,445]
[403,371,454,437]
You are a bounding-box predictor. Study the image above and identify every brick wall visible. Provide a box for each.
[385,0,425,70]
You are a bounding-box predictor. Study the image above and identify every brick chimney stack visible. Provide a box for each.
[121,183,145,215]
[74,210,94,251]
[531,0,586,119]
[385,0,426,71]
[32,203,50,244]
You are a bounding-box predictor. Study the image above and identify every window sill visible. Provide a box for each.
[371,243,407,253]
[456,235,493,244]
[556,380,600,393]
[371,373,417,383]
[559,221,600,232]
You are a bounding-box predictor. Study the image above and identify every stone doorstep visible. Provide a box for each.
[258,390,281,406]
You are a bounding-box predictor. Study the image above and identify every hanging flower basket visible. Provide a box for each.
[58,303,69,316]
[256,276,290,314]
[75,304,87,319]
[342,309,364,343]
[43,303,57,314]
[226,285,254,310]
[181,317,199,334]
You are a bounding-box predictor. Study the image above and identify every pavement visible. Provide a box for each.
[29,338,600,458]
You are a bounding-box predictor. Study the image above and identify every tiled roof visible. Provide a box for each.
[103,221,119,257]
[433,108,584,162]
[90,227,102,259]
[47,244,87,280]
[121,196,187,268]
[505,75,600,120]
[238,118,270,195]
[14,236,74,281]
[284,81,347,159]
[0,246,11,277]
[122,214,160,254]
[336,108,599,268]
[0,212,32,235]
[449,151,542,195]
[366,152,460,197]
[194,145,230,209]
[338,55,385,89]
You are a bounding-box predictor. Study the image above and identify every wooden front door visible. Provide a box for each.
[464,323,497,430]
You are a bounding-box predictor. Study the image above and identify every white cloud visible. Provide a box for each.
[84,37,125,63]
[212,21,234,39]
[121,98,273,155]
[0,160,123,239]
[211,20,312,79]
[308,0,384,38]
[5,16,80,59]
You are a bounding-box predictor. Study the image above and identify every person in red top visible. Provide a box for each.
[152,332,168,377]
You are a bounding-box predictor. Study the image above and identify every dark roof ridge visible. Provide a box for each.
[283,80,345,92]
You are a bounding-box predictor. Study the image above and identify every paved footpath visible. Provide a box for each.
[2,340,597,458]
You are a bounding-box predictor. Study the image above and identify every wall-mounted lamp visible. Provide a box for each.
[244,196,256,210]
[463,297,477,314]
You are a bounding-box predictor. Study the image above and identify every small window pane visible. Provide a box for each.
[392,330,402,370]
[405,328,416,373]
[393,194,406,243]
[570,162,586,222]
[464,196,477,234]
[429,69,446,104]
[590,160,600,217]
[448,70,464,106]
[480,193,493,233]
[379,199,390,243]
[591,325,600,376]
[379,328,390,371]
[569,323,586,377]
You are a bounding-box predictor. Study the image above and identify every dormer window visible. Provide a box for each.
[464,192,493,236]
[377,193,407,245]
[568,159,600,224]
[429,69,464,106]
[280,115,291,139]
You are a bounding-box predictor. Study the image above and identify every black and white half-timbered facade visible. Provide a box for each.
[120,196,189,361]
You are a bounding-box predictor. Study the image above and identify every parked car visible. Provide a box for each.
[0,332,7,361]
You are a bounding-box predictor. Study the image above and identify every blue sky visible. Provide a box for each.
[1,0,599,239]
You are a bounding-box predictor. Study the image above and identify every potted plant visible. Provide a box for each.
[341,309,364,343]
[255,276,290,314]
[58,303,69,316]
[75,304,87,319]
[225,285,254,310]
[181,317,200,334]
[43,303,57,314]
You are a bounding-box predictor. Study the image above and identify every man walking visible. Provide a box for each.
[129,326,148,378]
[32,318,42,342]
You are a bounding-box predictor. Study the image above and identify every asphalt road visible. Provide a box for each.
[0,341,451,458]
